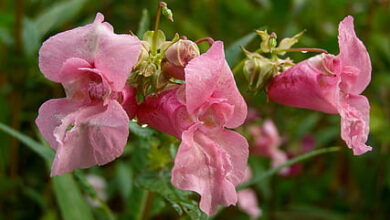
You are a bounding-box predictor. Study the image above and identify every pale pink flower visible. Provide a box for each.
[138,41,249,215]
[86,174,107,207]
[35,13,141,176]
[237,168,262,219]
[250,119,289,175]
[268,16,371,155]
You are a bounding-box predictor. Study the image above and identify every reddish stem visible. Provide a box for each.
[195,37,215,45]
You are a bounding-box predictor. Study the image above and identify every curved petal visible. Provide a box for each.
[137,86,193,139]
[171,126,249,215]
[50,100,129,176]
[185,41,247,127]
[338,93,372,155]
[185,42,223,114]
[39,13,141,91]
[338,16,371,94]
[35,98,82,150]
[267,54,340,114]
[214,60,247,128]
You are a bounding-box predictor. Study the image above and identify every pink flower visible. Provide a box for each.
[237,168,262,219]
[35,13,141,176]
[268,16,371,155]
[138,41,249,215]
[250,119,289,175]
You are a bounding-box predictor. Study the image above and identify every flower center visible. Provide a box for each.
[88,81,109,100]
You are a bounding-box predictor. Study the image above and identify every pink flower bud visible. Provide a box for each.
[162,39,200,80]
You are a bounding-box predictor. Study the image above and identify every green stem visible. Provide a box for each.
[237,146,341,190]
[151,2,164,55]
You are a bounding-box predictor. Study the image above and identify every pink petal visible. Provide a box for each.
[35,98,82,150]
[237,189,262,219]
[59,58,92,83]
[338,93,372,155]
[185,41,247,128]
[267,54,339,114]
[171,125,249,215]
[50,100,129,176]
[39,13,141,91]
[338,16,371,94]
[137,86,193,138]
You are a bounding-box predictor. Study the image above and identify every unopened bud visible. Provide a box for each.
[269,32,277,49]
[243,57,274,90]
[162,39,200,80]
[135,41,150,68]
[142,63,158,77]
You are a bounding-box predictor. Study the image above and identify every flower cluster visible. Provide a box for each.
[138,42,249,215]
[35,11,372,217]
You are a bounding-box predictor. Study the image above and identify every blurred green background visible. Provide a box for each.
[0,0,390,219]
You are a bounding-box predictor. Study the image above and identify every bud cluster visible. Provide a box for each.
[131,31,200,96]
[242,30,303,91]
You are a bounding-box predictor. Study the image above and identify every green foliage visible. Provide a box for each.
[137,170,208,220]
[22,0,87,57]
[0,122,54,162]
[52,174,94,220]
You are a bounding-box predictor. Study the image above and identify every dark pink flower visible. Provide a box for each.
[268,16,371,155]
[35,13,141,176]
[138,41,248,215]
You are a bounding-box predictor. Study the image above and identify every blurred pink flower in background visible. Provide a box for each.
[250,119,289,175]
[237,168,262,219]
[138,41,248,215]
[35,13,141,176]
[268,16,372,155]
[283,135,315,177]
[86,174,107,207]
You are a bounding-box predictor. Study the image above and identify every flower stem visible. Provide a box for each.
[237,146,341,190]
[195,37,215,45]
[151,2,165,54]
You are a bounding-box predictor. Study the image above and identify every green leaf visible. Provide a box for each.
[52,174,94,220]
[22,0,87,57]
[34,0,87,37]
[0,122,54,162]
[22,18,40,57]
[116,162,133,199]
[137,9,150,38]
[137,171,206,219]
[238,146,341,189]
[225,32,256,66]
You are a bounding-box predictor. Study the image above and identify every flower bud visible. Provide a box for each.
[162,39,200,80]
[243,57,275,90]
[135,41,150,68]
